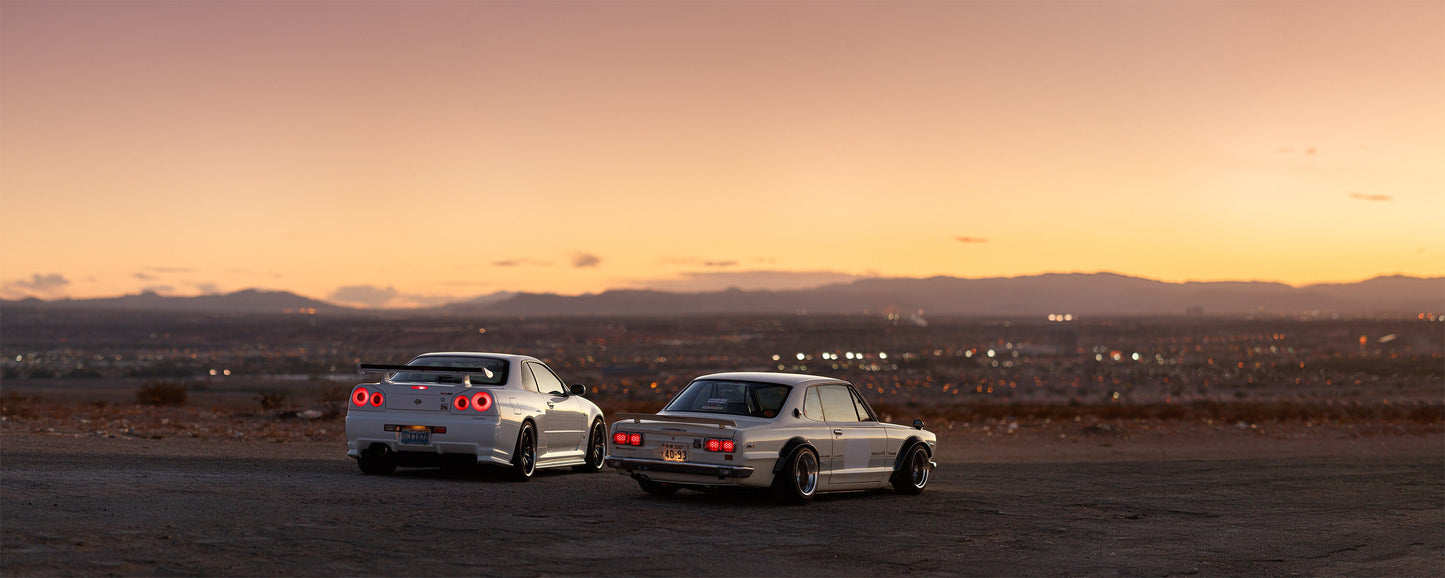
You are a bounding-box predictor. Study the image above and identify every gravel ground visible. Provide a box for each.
[2,426,1440,577]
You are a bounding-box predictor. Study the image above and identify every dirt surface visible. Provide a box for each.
[3,423,1441,577]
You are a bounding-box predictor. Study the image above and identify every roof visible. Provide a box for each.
[690,371,851,387]
[411,351,541,364]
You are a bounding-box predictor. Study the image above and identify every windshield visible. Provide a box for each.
[390,356,509,386]
[664,379,791,419]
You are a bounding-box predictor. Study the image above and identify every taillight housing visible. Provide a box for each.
[369,391,384,407]
[704,438,735,453]
[613,431,643,446]
[352,387,369,407]
[469,391,493,412]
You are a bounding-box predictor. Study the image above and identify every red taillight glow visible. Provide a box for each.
[470,391,493,412]
[453,395,470,411]
[704,438,735,452]
[411,385,428,390]
[369,392,384,407]
[352,388,369,407]
[705,439,721,452]
[613,431,644,446]
[721,440,735,452]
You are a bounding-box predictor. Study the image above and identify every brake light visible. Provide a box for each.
[470,391,493,412]
[352,388,369,407]
[411,385,428,390]
[369,392,384,407]
[704,438,735,452]
[612,431,643,446]
[454,395,470,411]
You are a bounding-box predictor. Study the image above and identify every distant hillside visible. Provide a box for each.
[444,273,1444,317]
[0,289,353,315]
[4,275,1440,317]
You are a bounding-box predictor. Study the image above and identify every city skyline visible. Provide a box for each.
[3,1,1442,308]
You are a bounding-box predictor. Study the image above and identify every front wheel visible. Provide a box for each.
[508,422,537,482]
[891,443,931,495]
[771,447,819,504]
[573,419,606,473]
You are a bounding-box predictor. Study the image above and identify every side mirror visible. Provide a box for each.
[569,384,587,396]
[912,419,925,430]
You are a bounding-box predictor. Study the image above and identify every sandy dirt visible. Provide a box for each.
[3,404,1441,577]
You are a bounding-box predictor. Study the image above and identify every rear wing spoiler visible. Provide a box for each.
[357,364,497,383]
[613,412,736,429]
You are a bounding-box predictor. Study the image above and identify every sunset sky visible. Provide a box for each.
[2,1,1441,308]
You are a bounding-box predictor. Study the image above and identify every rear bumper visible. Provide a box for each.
[345,411,511,467]
[605,457,755,479]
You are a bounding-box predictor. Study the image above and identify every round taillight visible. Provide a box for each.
[352,388,369,407]
[369,392,384,407]
[721,440,735,453]
[706,439,721,452]
[454,395,470,411]
[628,433,642,446]
[613,432,628,445]
[470,391,493,412]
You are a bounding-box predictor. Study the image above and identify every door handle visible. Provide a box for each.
[547,402,555,409]
[833,429,843,435]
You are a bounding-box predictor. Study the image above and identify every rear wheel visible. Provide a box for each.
[637,478,679,496]
[573,419,607,473]
[357,447,396,476]
[508,422,537,482]
[771,447,819,504]
[891,443,931,495]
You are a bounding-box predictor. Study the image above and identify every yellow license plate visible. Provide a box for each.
[660,442,687,462]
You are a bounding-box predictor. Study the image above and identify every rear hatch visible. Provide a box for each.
[612,413,741,466]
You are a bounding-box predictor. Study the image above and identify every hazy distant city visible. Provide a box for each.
[4,305,1440,415]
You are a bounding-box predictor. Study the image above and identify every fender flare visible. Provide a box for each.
[773,437,815,475]
[892,436,932,471]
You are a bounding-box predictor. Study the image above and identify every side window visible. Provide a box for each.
[519,363,539,393]
[849,387,876,422]
[818,385,861,423]
[528,363,567,396]
[803,387,825,421]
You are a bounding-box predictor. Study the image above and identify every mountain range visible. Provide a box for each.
[3,274,1440,317]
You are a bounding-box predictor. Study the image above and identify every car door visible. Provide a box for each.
[525,362,587,457]
[818,384,891,487]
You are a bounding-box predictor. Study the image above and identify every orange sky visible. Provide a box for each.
[2,1,1441,307]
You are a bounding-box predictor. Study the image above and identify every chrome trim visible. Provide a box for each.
[605,457,754,479]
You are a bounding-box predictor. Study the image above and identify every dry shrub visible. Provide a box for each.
[136,381,188,406]
[256,390,288,410]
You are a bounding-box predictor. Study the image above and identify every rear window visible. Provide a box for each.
[391,356,509,386]
[664,379,791,419]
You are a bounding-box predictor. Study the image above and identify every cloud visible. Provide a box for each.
[1348,193,1392,202]
[634,270,859,292]
[572,252,601,268]
[2,273,71,298]
[145,266,194,274]
[134,272,157,281]
[195,283,221,295]
[141,285,176,295]
[492,258,553,267]
[703,260,739,267]
[660,257,739,268]
[955,236,989,243]
[329,285,400,308]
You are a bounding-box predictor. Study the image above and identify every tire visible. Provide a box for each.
[891,443,931,495]
[573,419,607,473]
[638,478,679,496]
[508,421,537,482]
[357,448,396,476]
[771,446,819,504]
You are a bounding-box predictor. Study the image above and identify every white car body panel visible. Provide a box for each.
[345,352,605,475]
[606,372,936,497]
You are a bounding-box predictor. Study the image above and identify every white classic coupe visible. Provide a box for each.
[605,372,936,503]
[345,352,607,480]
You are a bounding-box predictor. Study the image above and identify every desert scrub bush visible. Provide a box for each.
[136,381,188,406]
[318,384,349,404]
[256,390,288,410]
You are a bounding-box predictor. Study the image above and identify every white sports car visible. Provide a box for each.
[345,352,607,480]
[605,372,936,502]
